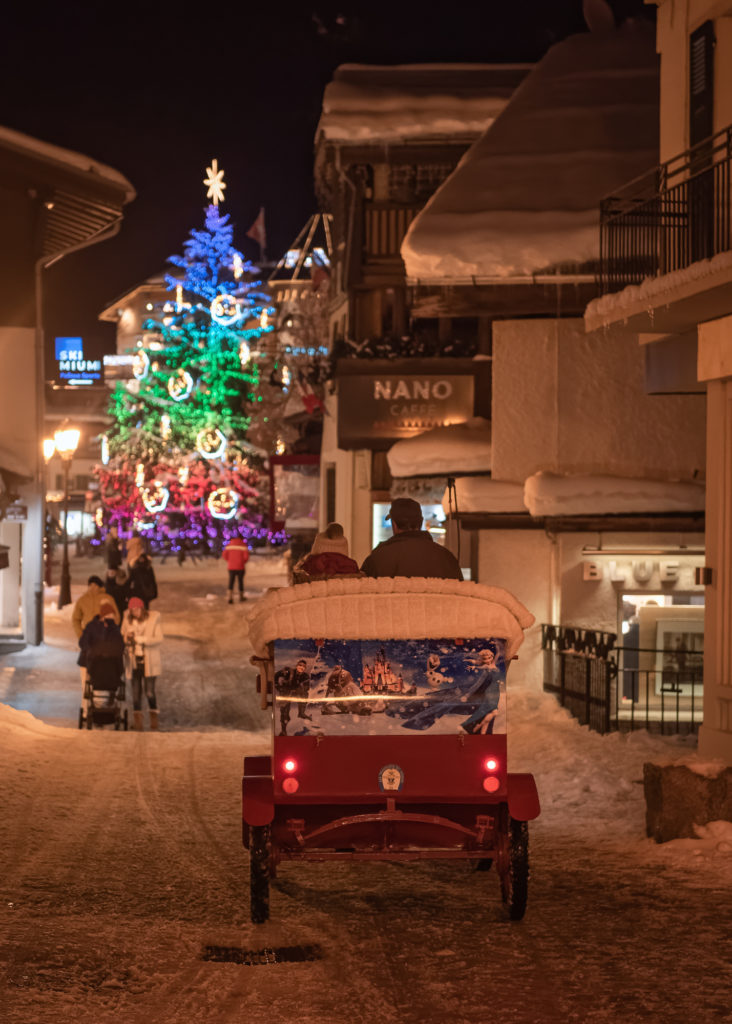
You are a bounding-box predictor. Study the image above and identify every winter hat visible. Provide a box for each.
[310,523,349,557]
[88,575,104,588]
[99,599,116,617]
[128,597,145,611]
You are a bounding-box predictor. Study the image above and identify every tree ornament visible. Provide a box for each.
[207,487,238,519]
[132,349,150,380]
[140,482,170,513]
[196,427,227,460]
[168,368,194,401]
[210,293,241,326]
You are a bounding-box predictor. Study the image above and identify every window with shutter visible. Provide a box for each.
[689,20,714,149]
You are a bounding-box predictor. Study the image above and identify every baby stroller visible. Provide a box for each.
[78,650,128,731]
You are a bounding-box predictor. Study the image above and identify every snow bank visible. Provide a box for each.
[247,576,534,660]
[441,475,527,515]
[523,471,706,516]
[387,417,491,477]
[402,21,658,280]
[316,63,523,143]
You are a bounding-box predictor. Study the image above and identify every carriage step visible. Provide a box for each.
[201,944,322,966]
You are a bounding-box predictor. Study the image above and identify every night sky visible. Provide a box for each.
[1,0,652,358]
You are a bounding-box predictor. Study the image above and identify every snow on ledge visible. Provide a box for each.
[524,471,705,517]
[441,476,526,515]
[387,417,491,477]
[247,576,535,660]
[585,250,732,329]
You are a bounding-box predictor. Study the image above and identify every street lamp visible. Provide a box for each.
[42,438,56,586]
[53,424,80,609]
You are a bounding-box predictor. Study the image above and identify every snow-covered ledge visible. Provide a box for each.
[585,250,732,333]
[523,471,705,517]
[247,577,534,660]
[387,417,491,478]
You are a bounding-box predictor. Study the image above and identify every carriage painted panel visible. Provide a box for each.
[273,637,507,737]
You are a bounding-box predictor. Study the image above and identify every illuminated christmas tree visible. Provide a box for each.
[96,161,286,555]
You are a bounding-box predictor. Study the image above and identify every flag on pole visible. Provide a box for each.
[246,207,266,258]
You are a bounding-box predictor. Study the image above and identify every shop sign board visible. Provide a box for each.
[52,337,102,387]
[337,369,476,449]
[4,504,27,521]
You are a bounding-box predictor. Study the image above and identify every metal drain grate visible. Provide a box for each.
[201,944,322,966]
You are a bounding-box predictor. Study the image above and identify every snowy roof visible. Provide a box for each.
[247,576,535,660]
[316,64,530,144]
[402,21,659,282]
[387,417,491,478]
[523,472,705,517]
[0,124,135,200]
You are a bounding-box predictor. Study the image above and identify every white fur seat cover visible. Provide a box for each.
[247,577,534,660]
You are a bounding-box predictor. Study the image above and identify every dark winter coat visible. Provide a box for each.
[105,574,131,614]
[106,536,122,571]
[128,555,158,607]
[78,616,124,689]
[360,530,463,581]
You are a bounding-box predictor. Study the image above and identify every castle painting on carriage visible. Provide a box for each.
[273,637,507,737]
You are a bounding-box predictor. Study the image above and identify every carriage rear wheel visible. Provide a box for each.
[497,815,529,921]
[250,825,272,924]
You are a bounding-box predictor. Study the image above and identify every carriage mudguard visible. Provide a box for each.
[242,755,274,826]
[507,772,540,821]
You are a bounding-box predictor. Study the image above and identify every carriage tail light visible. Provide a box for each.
[482,756,500,793]
[282,758,300,794]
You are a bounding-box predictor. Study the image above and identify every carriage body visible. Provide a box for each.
[244,577,539,921]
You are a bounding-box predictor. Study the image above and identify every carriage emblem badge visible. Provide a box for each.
[379,764,404,791]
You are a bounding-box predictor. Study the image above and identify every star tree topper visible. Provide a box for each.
[203,159,226,206]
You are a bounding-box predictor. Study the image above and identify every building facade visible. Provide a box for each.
[585,0,732,761]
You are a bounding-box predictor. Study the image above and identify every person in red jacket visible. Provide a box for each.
[222,536,250,603]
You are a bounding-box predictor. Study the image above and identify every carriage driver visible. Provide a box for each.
[361,498,462,580]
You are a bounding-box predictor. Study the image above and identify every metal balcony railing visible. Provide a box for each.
[599,124,732,293]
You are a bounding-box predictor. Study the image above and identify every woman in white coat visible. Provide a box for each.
[122,596,163,730]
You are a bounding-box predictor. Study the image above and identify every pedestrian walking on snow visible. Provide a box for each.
[222,536,250,603]
[122,596,163,730]
[128,552,158,609]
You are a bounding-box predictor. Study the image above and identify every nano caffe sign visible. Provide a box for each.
[337,371,475,449]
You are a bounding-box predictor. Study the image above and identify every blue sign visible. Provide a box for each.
[53,336,102,386]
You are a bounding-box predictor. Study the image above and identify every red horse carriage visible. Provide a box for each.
[244,577,539,923]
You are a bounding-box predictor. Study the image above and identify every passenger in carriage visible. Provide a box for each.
[294,523,361,580]
[361,498,463,580]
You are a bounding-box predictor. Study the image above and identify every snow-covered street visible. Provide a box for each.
[1,555,731,1023]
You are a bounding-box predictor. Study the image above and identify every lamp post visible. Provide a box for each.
[53,425,80,609]
[42,438,56,586]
